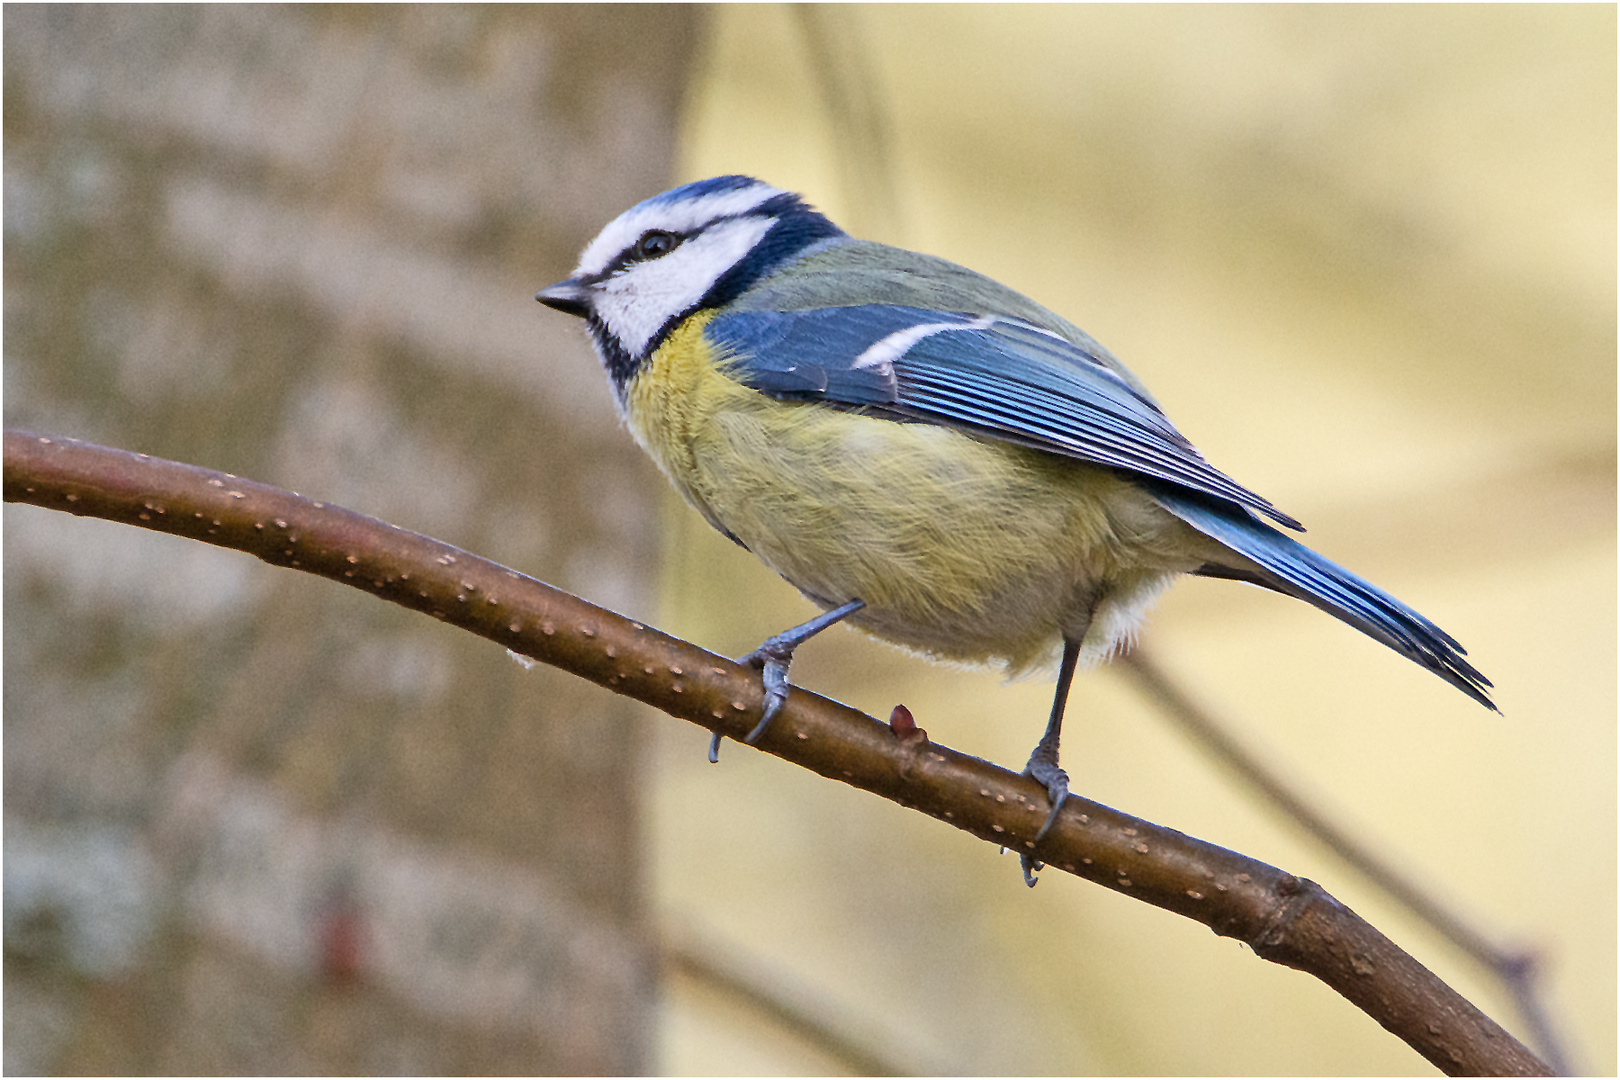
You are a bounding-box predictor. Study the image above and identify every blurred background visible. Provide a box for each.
[4,6,1613,1075]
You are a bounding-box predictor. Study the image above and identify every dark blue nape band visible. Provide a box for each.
[702,204,845,312]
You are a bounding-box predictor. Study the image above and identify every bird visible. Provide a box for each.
[536,175,1495,884]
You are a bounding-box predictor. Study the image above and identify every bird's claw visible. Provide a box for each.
[709,599,866,764]
[736,636,794,743]
[1020,854,1042,887]
[744,649,792,743]
[709,640,793,763]
[1020,757,1070,886]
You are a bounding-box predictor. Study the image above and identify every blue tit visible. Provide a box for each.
[537,175,1494,884]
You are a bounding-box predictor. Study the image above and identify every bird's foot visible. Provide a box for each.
[1020,751,1070,887]
[709,599,866,763]
[738,635,797,744]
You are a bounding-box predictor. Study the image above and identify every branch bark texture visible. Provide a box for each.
[3,430,1552,1077]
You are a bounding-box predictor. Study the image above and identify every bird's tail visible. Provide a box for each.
[1152,489,1496,710]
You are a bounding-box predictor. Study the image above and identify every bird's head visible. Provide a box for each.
[537,175,844,392]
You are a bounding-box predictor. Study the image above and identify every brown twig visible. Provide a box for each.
[1119,652,1575,1075]
[2,430,1552,1077]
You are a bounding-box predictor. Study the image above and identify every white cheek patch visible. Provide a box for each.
[576,182,785,276]
[593,215,777,358]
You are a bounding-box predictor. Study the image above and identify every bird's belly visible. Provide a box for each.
[692,398,1197,673]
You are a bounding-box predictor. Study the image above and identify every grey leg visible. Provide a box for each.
[708,598,867,762]
[1021,637,1081,886]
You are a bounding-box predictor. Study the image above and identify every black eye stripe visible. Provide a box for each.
[630,229,681,262]
[601,228,695,276]
[608,212,763,274]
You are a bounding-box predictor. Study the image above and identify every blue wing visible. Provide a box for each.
[706,304,1303,530]
[1151,488,1495,709]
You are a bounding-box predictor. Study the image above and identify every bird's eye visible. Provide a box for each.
[633,230,679,261]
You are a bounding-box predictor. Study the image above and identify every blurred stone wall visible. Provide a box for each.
[4,7,699,1073]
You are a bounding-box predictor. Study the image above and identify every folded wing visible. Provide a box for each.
[707,304,1302,530]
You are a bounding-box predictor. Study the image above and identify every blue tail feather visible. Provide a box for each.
[1153,489,1496,711]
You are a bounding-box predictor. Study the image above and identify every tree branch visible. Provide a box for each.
[3,429,1552,1077]
[1119,651,1575,1075]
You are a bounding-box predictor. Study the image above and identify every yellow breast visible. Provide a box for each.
[623,311,1207,674]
